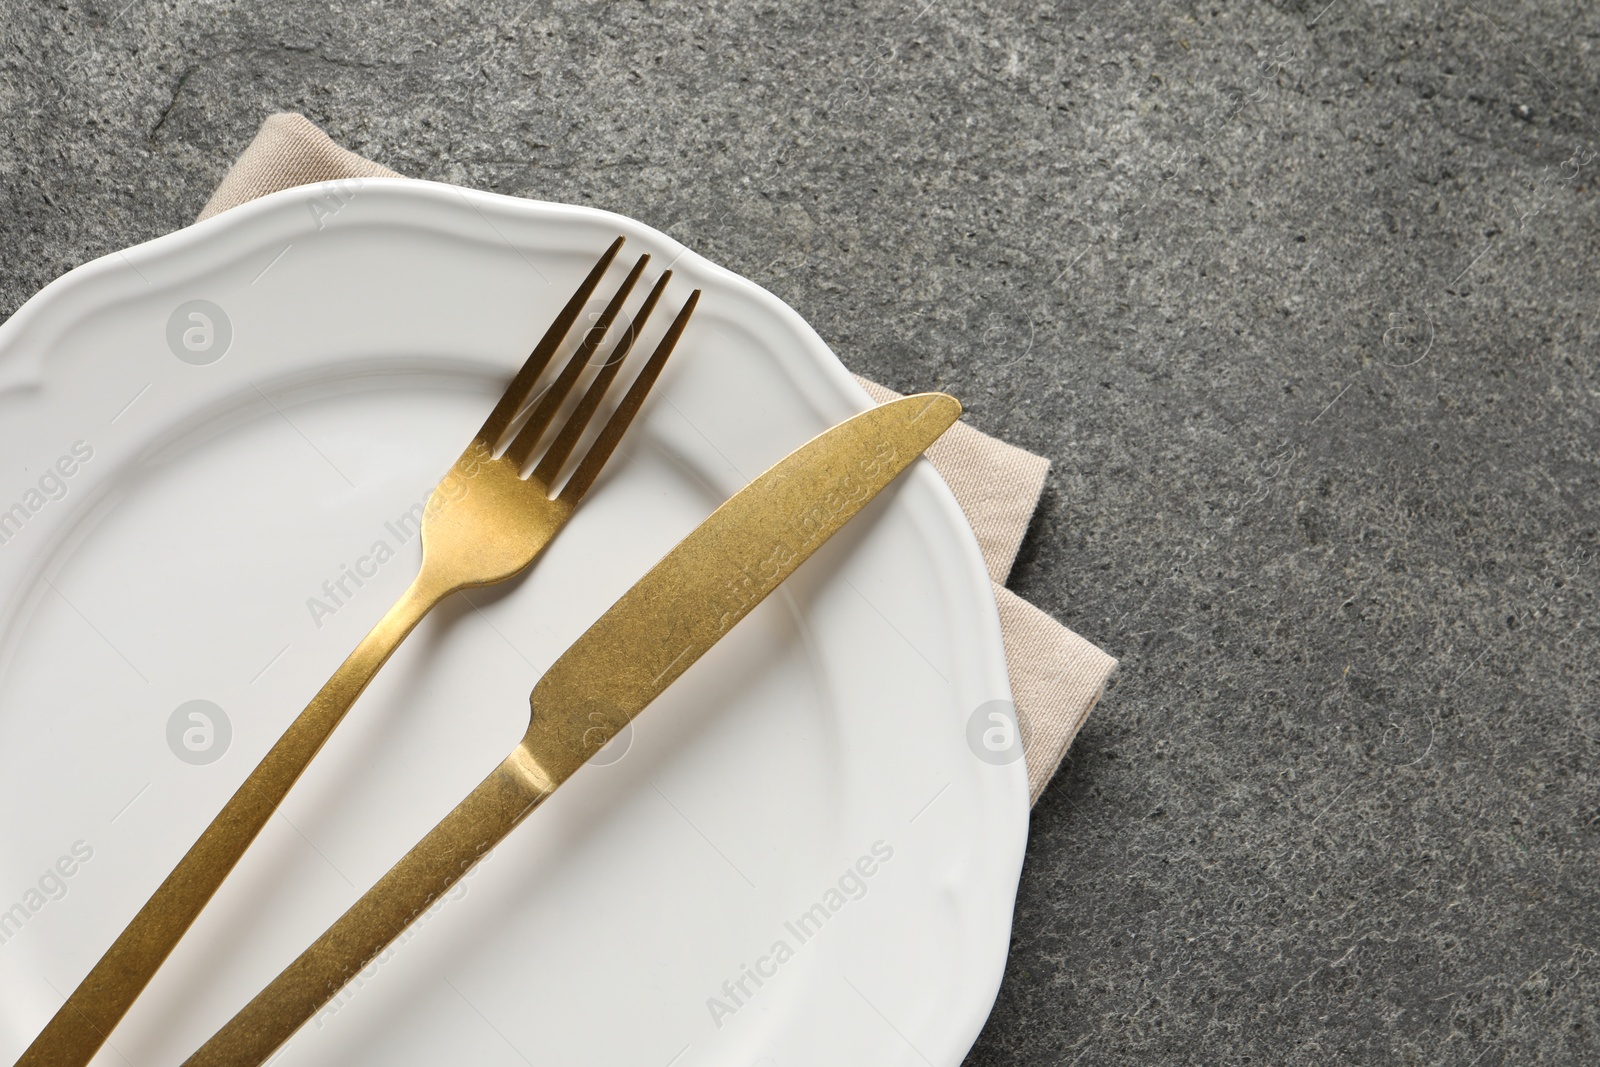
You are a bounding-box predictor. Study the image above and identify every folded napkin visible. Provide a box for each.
[197,114,1115,804]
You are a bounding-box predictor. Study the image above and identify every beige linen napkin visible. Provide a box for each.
[198,114,1115,804]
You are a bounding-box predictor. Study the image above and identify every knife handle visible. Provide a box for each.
[180,752,549,1067]
[15,574,449,1067]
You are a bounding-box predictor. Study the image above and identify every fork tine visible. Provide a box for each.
[557,288,700,506]
[532,271,671,486]
[503,253,650,469]
[477,237,624,448]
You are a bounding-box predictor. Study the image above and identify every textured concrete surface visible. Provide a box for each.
[3,1,1598,1063]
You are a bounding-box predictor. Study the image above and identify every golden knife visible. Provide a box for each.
[177,391,961,1066]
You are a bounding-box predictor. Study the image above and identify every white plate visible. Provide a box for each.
[0,179,1027,1066]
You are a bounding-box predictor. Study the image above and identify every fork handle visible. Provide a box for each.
[181,752,549,1067]
[15,573,451,1067]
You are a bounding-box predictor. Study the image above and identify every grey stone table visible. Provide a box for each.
[3,1,1596,1063]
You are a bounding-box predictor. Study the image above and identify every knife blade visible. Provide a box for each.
[177,391,961,1067]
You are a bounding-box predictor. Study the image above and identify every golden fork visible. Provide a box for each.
[17,237,700,1067]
